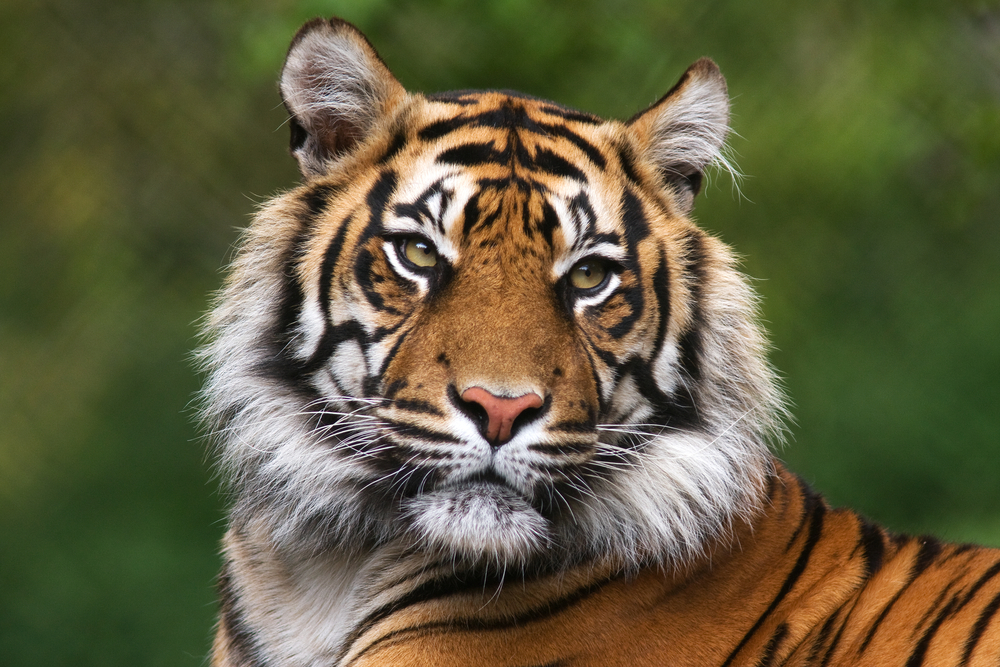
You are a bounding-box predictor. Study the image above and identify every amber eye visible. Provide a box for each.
[400,237,439,268]
[569,259,608,290]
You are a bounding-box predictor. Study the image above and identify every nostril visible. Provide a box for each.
[449,385,489,434]
[459,387,544,446]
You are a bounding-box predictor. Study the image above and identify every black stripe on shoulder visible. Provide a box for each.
[785,478,823,552]
[915,578,962,636]
[956,559,1000,615]
[722,489,826,667]
[913,536,944,576]
[216,564,268,667]
[962,588,1000,665]
[858,518,887,579]
[858,535,945,654]
[907,595,961,667]
[806,609,842,664]
[817,602,857,667]
[757,622,789,667]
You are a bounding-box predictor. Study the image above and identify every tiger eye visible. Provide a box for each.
[569,260,607,290]
[403,238,438,268]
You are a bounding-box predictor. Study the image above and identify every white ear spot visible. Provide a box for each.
[628,58,735,212]
[280,18,406,177]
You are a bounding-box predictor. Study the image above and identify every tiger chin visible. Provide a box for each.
[200,17,1000,667]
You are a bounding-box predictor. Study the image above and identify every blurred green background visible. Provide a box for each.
[1,0,997,664]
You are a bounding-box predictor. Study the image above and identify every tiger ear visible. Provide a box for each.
[627,58,731,213]
[280,18,406,178]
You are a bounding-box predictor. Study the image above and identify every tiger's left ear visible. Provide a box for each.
[627,59,731,213]
[280,18,406,178]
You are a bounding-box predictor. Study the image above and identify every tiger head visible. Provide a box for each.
[202,18,784,573]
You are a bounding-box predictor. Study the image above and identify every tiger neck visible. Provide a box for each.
[221,461,873,667]
[333,461,877,667]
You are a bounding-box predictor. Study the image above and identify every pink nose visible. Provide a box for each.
[460,387,544,445]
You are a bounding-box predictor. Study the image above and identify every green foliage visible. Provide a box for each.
[1,0,997,663]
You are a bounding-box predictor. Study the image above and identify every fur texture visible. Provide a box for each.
[201,18,1000,667]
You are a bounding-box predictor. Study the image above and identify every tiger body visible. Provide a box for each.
[202,18,1000,667]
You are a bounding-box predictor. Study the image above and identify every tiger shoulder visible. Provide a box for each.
[200,16,1000,667]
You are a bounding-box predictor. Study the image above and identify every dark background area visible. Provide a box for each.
[1,0,997,664]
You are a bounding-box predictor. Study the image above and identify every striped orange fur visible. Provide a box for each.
[200,17,1000,667]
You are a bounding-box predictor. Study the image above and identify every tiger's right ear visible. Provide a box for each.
[280,18,406,178]
[627,59,732,214]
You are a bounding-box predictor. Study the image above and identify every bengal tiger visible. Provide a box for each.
[199,16,1000,667]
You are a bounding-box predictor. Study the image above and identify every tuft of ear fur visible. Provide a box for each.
[280,18,406,178]
[628,58,733,213]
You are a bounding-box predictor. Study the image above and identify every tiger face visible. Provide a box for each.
[202,18,783,573]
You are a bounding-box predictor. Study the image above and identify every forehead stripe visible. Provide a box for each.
[532,147,587,182]
[419,108,606,168]
[437,142,506,167]
[536,121,607,169]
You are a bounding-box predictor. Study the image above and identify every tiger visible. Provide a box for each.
[199,16,1000,667]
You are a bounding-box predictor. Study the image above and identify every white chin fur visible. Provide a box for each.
[404,485,550,564]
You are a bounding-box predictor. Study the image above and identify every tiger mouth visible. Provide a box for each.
[428,469,530,502]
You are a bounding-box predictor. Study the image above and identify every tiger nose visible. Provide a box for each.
[460,387,544,446]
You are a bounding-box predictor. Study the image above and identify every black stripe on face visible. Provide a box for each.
[536,200,560,248]
[567,193,599,247]
[216,563,267,667]
[604,281,643,340]
[648,248,671,362]
[722,480,826,667]
[536,121,607,169]
[461,192,482,237]
[265,184,342,392]
[392,399,444,417]
[616,143,643,186]
[437,141,508,167]
[621,187,651,246]
[392,180,451,233]
[619,356,701,433]
[424,91,480,106]
[538,104,602,125]
[676,229,707,384]
[392,423,463,444]
[532,146,587,182]
[378,128,408,164]
[300,172,398,388]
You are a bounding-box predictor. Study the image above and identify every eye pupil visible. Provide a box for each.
[402,238,438,268]
[569,260,608,290]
